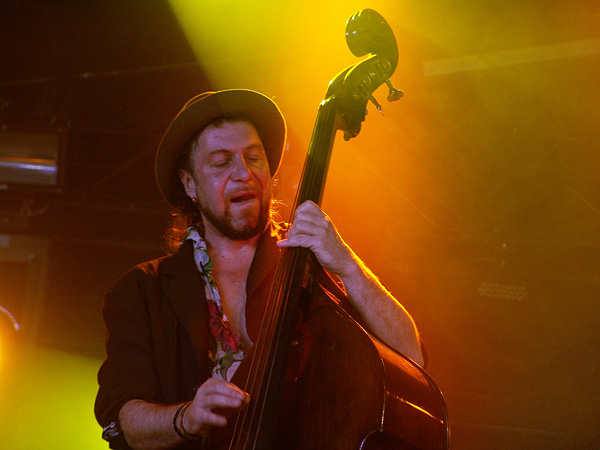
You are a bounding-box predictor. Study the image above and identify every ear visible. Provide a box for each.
[178,169,197,200]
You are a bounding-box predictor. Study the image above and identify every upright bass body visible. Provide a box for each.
[272,271,449,450]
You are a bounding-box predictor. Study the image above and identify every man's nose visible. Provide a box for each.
[231,157,252,180]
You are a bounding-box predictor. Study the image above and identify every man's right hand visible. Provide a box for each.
[183,378,251,435]
[119,380,250,450]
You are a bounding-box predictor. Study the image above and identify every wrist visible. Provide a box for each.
[337,252,365,282]
[173,402,202,441]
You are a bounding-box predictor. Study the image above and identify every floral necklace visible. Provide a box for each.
[184,226,247,381]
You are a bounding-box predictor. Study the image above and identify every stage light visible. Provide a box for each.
[0,127,64,192]
[0,344,106,450]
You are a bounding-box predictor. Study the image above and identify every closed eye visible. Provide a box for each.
[213,159,230,168]
[245,150,266,166]
[208,152,232,168]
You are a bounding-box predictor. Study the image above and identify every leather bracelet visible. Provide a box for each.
[172,403,188,440]
[174,401,203,441]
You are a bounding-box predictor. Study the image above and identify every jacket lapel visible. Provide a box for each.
[159,241,210,370]
[245,229,281,342]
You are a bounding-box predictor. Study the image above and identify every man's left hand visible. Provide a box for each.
[277,200,356,278]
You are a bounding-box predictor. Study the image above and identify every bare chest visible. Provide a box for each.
[211,259,253,346]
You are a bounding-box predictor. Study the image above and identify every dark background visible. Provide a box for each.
[1,1,599,448]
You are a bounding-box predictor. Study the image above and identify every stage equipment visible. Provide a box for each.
[0,127,64,192]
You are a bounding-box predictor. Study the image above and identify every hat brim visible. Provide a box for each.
[155,89,286,207]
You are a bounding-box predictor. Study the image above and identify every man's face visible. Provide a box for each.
[179,120,272,241]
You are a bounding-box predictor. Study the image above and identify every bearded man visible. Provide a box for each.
[95,90,424,450]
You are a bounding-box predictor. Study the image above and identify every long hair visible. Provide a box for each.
[164,116,283,252]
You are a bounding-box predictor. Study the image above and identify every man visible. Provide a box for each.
[95,89,424,450]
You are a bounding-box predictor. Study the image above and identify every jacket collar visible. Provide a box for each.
[158,227,281,358]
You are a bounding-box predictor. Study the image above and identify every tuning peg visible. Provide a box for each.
[369,96,384,115]
[385,80,404,102]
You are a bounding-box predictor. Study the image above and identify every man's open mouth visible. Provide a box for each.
[230,192,257,203]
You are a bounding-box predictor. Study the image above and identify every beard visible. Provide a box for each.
[198,195,271,241]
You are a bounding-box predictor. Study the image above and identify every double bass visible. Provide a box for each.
[209,9,450,450]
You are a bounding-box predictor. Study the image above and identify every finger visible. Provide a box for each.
[198,410,229,428]
[277,233,316,249]
[194,380,249,409]
[296,200,322,215]
[225,382,251,405]
[198,379,246,396]
[287,219,324,239]
[202,392,245,410]
[289,207,331,235]
[279,216,332,250]
[293,201,326,223]
[186,383,250,431]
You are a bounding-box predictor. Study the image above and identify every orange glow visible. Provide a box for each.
[154,6,600,443]
[167,1,429,262]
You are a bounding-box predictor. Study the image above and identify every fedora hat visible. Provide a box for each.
[155,89,287,207]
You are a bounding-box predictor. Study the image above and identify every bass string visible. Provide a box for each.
[229,247,297,448]
[228,76,338,450]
